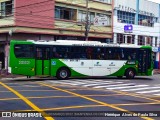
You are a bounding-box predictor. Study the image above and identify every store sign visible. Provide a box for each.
[116,5,155,16]
[139,10,155,16]
[152,47,158,52]
[124,25,133,33]
[116,5,136,13]
[94,16,108,26]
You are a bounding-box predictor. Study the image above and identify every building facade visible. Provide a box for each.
[113,0,160,69]
[0,0,112,69]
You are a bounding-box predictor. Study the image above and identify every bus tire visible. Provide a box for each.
[125,69,135,79]
[56,68,70,80]
[117,76,123,79]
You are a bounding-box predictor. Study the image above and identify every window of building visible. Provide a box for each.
[127,35,135,44]
[146,37,152,46]
[138,14,155,27]
[117,34,124,44]
[55,6,77,20]
[138,36,145,45]
[0,0,14,17]
[117,10,135,24]
[78,10,95,23]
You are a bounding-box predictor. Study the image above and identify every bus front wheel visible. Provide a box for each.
[125,69,135,79]
[56,68,70,80]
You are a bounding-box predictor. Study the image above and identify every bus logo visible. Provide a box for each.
[109,62,115,66]
[94,62,101,66]
[52,61,56,65]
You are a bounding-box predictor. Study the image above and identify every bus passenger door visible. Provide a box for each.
[138,49,148,74]
[35,47,50,76]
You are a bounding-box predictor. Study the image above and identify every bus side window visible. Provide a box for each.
[106,49,112,60]
[36,48,42,59]
[114,53,120,60]
[86,47,93,59]
[44,48,50,60]
[52,47,61,58]
[95,48,105,60]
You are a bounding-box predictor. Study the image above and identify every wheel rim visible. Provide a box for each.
[60,70,67,78]
[129,71,134,77]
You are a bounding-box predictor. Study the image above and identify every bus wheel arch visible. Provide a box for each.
[56,67,71,80]
[125,68,136,79]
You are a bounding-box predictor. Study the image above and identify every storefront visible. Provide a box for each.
[113,0,160,69]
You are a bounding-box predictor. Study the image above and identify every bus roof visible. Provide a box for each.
[11,40,151,48]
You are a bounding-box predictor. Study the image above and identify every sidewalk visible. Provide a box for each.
[0,69,24,80]
[0,74,25,80]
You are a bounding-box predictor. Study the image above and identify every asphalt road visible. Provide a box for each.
[0,75,160,120]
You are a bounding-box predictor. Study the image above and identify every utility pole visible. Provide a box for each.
[85,0,89,41]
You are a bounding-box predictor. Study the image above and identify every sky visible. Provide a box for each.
[148,0,160,4]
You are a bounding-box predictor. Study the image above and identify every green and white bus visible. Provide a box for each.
[9,40,153,79]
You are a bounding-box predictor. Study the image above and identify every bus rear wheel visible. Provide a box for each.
[56,68,70,80]
[125,69,135,79]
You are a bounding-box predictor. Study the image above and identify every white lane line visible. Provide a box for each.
[154,93,160,96]
[136,89,160,94]
[106,85,149,90]
[105,83,135,88]
[50,80,116,86]
[91,82,124,88]
[121,86,160,92]
[59,80,105,83]
[71,80,115,85]
[82,82,123,87]
[50,81,78,85]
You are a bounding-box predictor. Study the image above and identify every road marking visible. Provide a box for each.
[0,94,124,101]
[0,98,20,101]
[39,82,154,120]
[13,102,160,112]
[154,94,160,96]
[136,89,160,94]
[105,83,135,87]
[112,102,160,106]
[49,80,160,96]
[7,85,42,87]
[50,80,114,85]
[0,82,54,120]
[82,82,122,87]
[73,81,115,86]
[121,86,160,92]
[93,82,127,88]
[107,85,149,90]
[108,89,160,103]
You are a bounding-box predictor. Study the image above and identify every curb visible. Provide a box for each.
[0,77,27,80]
